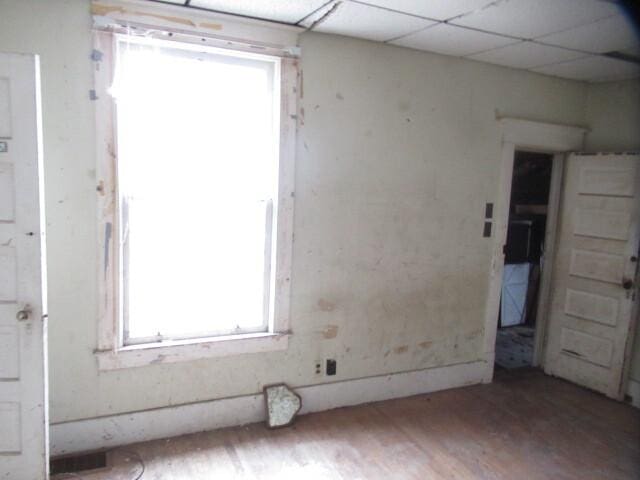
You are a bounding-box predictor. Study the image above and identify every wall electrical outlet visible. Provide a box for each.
[314,361,322,376]
[326,359,337,376]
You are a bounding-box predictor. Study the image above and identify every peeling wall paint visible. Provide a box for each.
[0,0,593,424]
[200,22,223,32]
[316,298,335,312]
[103,222,111,276]
[90,0,301,50]
[91,3,200,28]
[319,324,338,339]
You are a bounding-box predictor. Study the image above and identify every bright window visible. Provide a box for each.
[112,36,281,345]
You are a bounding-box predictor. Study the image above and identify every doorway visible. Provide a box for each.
[495,150,553,370]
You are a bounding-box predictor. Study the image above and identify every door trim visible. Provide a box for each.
[532,155,564,366]
[482,118,586,382]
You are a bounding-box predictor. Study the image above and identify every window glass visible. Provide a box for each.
[113,38,279,343]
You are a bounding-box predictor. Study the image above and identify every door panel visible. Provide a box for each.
[574,209,631,240]
[564,288,619,326]
[0,53,48,479]
[578,166,636,196]
[0,323,20,379]
[569,249,626,284]
[545,153,640,398]
[559,327,613,368]
[0,402,22,453]
[0,162,15,220]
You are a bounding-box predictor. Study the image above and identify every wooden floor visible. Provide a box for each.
[56,369,640,480]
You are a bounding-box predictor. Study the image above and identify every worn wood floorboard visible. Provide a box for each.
[54,369,640,479]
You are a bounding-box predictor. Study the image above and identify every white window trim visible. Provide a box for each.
[92,16,298,370]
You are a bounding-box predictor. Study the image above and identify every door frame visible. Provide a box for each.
[0,52,49,479]
[482,118,587,382]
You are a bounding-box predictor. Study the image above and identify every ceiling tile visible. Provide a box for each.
[392,24,518,57]
[189,0,328,24]
[301,1,436,42]
[451,0,620,39]
[355,0,495,21]
[537,14,639,54]
[531,55,640,82]
[467,41,586,69]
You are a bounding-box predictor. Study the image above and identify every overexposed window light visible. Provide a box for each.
[113,36,280,344]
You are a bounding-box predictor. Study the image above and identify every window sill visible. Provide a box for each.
[95,332,290,371]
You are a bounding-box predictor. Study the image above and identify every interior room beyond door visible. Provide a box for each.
[495,151,553,370]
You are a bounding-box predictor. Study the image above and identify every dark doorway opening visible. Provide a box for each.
[495,150,553,369]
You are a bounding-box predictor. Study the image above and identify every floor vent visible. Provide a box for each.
[50,451,108,475]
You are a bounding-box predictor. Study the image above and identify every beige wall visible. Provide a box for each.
[585,80,640,152]
[1,0,594,424]
[584,79,640,387]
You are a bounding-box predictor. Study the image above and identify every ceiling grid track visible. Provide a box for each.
[145,0,639,82]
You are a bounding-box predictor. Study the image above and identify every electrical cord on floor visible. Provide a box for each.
[54,447,145,480]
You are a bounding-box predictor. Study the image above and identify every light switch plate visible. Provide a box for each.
[483,222,492,238]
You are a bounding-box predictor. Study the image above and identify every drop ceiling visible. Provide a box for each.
[153,0,640,82]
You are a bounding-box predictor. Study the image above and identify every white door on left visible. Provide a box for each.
[0,53,49,479]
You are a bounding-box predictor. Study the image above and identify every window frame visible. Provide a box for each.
[114,35,280,346]
[93,28,297,370]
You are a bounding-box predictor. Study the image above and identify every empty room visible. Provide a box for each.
[1,0,640,478]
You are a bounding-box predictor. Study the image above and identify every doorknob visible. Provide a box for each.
[622,278,634,290]
[16,308,30,321]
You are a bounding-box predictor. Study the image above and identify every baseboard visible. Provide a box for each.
[50,360,486,456]
[626,378,640,409]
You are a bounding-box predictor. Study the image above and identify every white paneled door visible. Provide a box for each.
[0,53,49,479]
[545,153,640,399]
